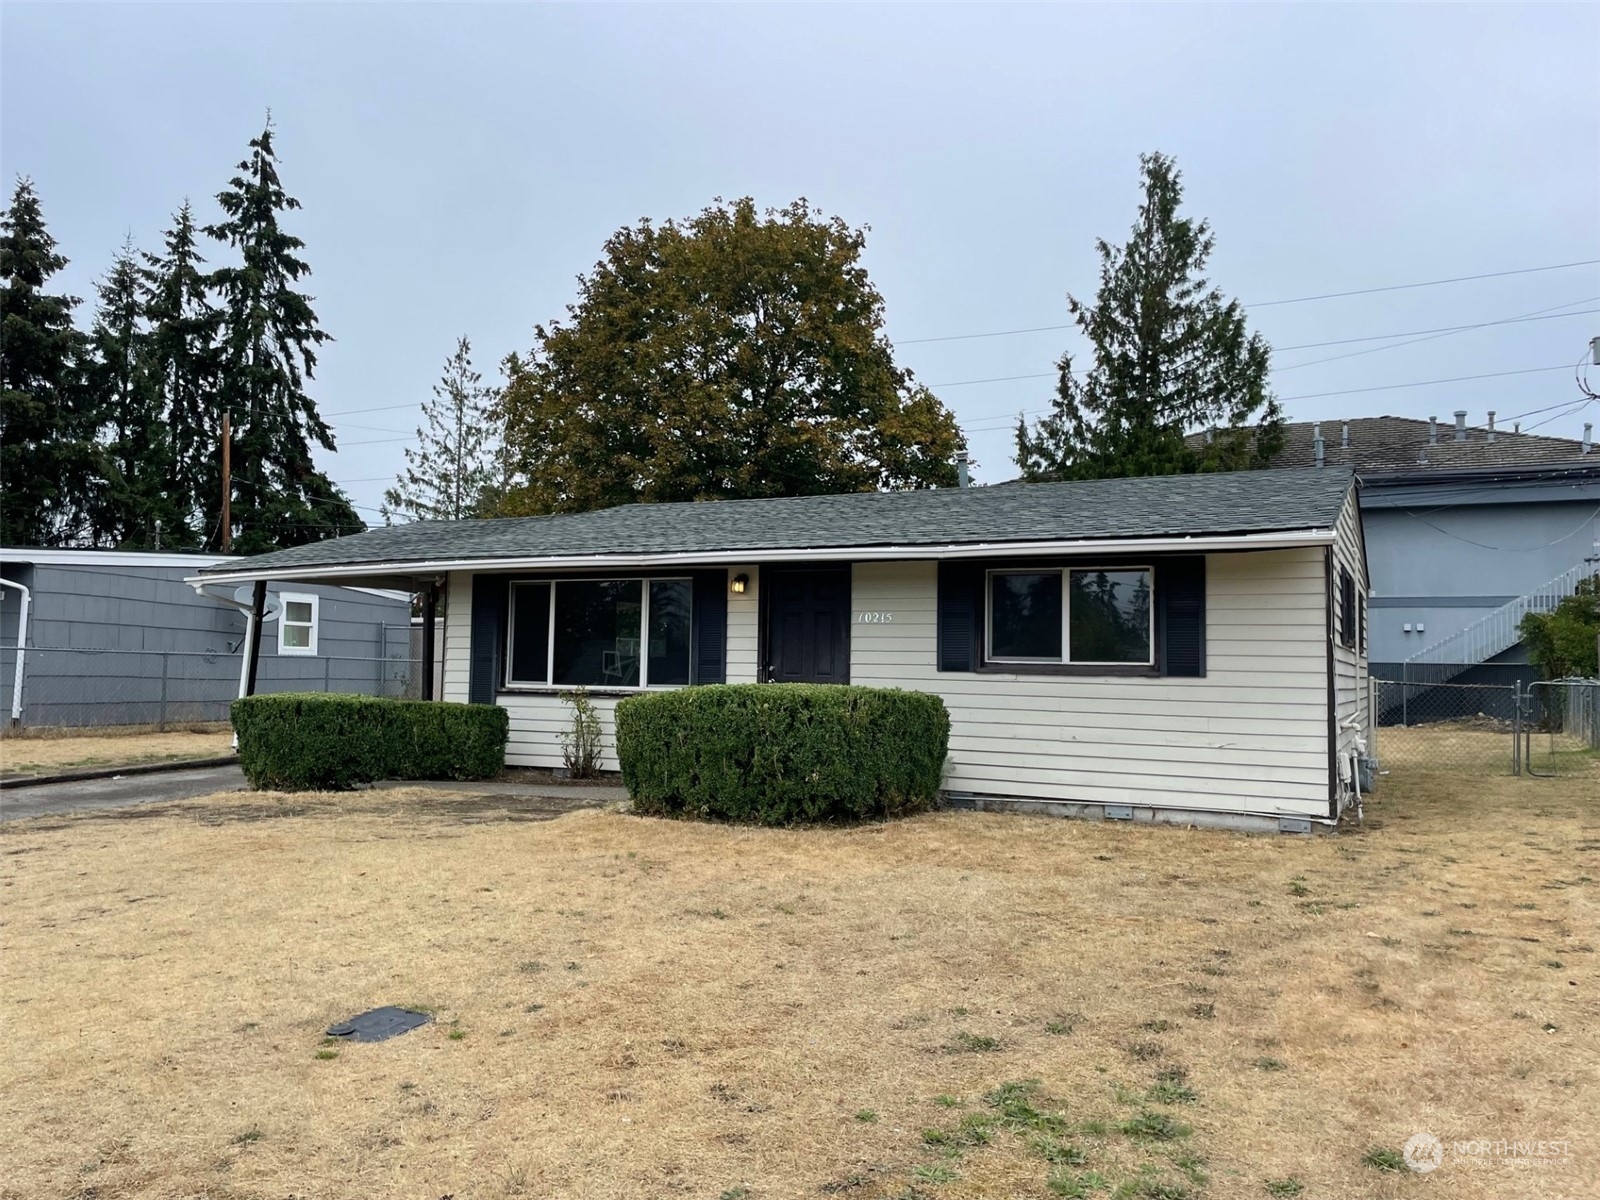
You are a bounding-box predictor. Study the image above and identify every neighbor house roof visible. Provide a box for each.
[195,468,1354,584]
[1190,413,1594,473]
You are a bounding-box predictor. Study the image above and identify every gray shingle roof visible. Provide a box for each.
[1187,414,1594,472]
[202,467,1354,576]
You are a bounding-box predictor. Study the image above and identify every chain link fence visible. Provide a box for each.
[1374,676,1599,780]
[1,643,428,730]
[1521,679,1600,778]
[1373,678,1519,776]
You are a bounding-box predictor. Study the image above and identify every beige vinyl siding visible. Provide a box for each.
[725,565,760,684]
[850,552,1333,818]
[1331,489,1370,804]
[441,570,470,703]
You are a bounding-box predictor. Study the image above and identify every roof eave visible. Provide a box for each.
[188,527,1339,587]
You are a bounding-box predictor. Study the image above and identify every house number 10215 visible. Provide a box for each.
[858,611,894,624]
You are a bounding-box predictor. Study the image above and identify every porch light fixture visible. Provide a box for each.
[731,573,749,594]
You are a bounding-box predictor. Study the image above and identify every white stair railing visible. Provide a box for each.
[1402,562,1597,677]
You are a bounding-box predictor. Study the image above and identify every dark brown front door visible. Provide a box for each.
[765,568,851,683]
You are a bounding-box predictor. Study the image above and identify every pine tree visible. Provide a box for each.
[0,178,99,546]
[141,201,221,549]
[204,119,361,553]
[1015,153,1283,481]
[86,235,177,547]
[381,336,500,523]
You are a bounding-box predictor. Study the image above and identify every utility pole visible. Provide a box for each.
[220,410,232,554]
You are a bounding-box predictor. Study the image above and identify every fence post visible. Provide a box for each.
[323,656,331,694]
[1402,660,1409,727]
[1512,680,1521,777]
[158,653,169,731]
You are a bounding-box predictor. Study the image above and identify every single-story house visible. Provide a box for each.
[194,467,1371,831]
[0,548,417,728]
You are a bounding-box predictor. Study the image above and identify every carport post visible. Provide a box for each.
[420,581,438,701]
[245,580,267,696]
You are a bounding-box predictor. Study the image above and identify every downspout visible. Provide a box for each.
[0,578,31,725]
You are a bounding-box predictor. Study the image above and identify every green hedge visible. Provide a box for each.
[231,693,509,791]
[615,683,949,825]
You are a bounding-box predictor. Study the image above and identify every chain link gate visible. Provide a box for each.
[1518,679,1600,778]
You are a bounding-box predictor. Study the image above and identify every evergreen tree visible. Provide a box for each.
[204,119,361,553]
[87,236,176,547]
[0,178,99,545]
[141,201,221,549]
[381,336,500,523]
[1015,153,1284,481]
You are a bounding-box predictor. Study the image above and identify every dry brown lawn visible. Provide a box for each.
[1,766,1596,1200]
[0,729,234,776]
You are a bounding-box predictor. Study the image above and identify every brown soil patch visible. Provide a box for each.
[1,766,1595,1199]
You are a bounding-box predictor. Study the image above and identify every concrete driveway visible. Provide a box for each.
[0,764,247,822]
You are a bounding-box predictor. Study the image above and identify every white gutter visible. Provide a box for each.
[0,578,30,724]
[186,528,1338,587]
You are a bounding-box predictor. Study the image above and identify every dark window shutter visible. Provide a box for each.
[691,570,727,684]
[1358,593,1367,655]
[468,574,508,704]
[1158,556,1206,677]
[937,561,983,672]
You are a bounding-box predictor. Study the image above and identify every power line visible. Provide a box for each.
[962,363,1582,432]
[896,259,1600,345]
[1274,302,1598,358]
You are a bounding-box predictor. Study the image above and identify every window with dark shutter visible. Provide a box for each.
[1157,556,1206,677]
[468,575,508,704]
[691,570,728,684]
[1337,567,1356,649]
[937,561,982,671]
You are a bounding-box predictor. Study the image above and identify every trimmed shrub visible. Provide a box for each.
[614,683,949,825]
[231,693,509,791]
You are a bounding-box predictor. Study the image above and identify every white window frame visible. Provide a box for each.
[985,566,1155,667]
[277,592,320,657]
[505,577,694,691]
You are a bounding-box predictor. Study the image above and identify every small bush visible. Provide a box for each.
[231,693,509,790]
[614,683,949,825]
[559,689,603,778]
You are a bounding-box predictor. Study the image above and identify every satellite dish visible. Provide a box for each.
[232,585,282,620]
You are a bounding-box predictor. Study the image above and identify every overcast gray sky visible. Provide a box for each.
[4,3,1597,517]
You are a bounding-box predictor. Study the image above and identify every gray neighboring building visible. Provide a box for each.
[1258,411,1599,673]
[0,548,417,728]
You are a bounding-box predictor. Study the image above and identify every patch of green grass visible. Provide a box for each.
[720,1189,750,1200]
[912,1163,960,1184]
[1127,1040,1164,1061]
[1138,1019,1175,1033]
[1286,878,1310,897]
[944,1031,1000,1054]
[1254,1056,1287,1072]
[855,1108,878,1123]
[517,960,544,973]
[1118,1111,1191,1142]
[314,1049,338,1060]
[1045,1019,1074,1035]
[1362,1145,1407,1172]
[447,1028,467,1041]
[1169,1150,1207,1185]
[229,1127,262,1145]
[1188,1003,1215,1021]
[1031,1136,1088,1165]
[949,1005,969,1017]
[523,1002,544,1013]
[1264,1179,1304,1197]
[1049,1170,1112,1197]
[982,1079,1068,1135]
[1147,1080,1199,1105]
[934,1094,963,1108]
